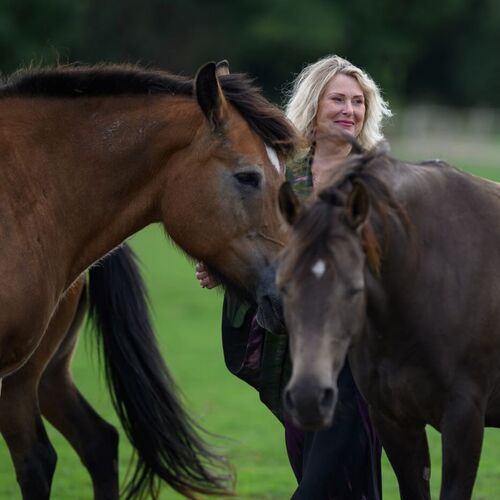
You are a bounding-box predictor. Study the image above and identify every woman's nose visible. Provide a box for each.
[342,100,353,115]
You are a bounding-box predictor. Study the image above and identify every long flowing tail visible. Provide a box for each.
[88,244,233,499]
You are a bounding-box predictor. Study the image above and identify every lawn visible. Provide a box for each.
[1,163,500,499]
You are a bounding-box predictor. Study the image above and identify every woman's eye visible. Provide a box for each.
[234,171,261,188]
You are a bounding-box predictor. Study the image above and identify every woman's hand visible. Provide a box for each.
[195,261,220,289]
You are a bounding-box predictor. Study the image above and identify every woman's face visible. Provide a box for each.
[315,73,366,139]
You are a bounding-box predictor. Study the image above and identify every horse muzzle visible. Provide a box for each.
[255,261,286,334]
[283,378,337,431]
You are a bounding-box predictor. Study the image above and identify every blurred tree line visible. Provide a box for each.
[0,0,498,107]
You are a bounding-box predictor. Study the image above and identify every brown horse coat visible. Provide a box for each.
[0,62,295,376]
[0,62,297,499]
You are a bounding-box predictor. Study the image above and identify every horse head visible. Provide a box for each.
[277,181,370,430]
[159,61,297,304]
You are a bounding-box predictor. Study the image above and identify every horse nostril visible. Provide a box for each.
[284,389,295,411]
[320,387,334,410]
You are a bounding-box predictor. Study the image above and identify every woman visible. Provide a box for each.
[196,55,392,499]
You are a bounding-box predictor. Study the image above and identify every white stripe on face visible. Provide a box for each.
[312,260,326,278]
[265,145,282,173]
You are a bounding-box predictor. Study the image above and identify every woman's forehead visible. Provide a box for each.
[323,73,364,97]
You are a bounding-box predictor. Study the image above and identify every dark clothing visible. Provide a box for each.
[287,365,382,500]
[222,296,290,422]
[221,296,382,500]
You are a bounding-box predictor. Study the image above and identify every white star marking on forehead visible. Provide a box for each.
[265,145,282,173]
[311,260,326,278]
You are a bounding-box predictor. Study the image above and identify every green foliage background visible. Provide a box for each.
[1,0,499,106]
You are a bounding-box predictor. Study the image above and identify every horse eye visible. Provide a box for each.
[234,171,261,188]
[346,287,363,298]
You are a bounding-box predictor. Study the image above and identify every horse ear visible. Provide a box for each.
[215,60,230,76]
[195,62,227,131]
[279,182,302,226]
[346,182,370,229]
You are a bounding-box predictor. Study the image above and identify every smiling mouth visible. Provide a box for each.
[335,120,354,127]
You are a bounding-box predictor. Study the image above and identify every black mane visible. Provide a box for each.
[286,144,413,279]
[0,64,298,157]
[0,64,192,97]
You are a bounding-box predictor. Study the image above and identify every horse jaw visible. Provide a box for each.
[255,260,286,334]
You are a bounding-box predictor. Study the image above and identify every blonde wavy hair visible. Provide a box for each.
[285,55,392,150]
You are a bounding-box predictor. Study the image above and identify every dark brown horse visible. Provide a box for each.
[277,146,500,500]
[0,61,297,499]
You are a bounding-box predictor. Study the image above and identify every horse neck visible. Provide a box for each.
[363,162,445,339]
[3,95,202,289]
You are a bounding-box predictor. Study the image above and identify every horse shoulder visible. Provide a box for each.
[0,231,58,377]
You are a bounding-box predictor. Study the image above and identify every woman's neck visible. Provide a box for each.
[311,141,352,194]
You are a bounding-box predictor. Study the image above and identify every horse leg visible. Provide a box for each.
[0,377,56,500]
[0,289,90,500]
[371,412,431,500]
[439,395,484,500]
[0,279,89,499]
[39,283,119,500]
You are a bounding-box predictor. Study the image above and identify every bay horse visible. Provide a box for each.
[277,145,500,500]
[0,61,297,499]
[2,244,185,500]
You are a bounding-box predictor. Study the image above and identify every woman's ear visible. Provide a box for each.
[279,182,302,226]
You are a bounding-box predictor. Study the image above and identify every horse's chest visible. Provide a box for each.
[354,356,442,425]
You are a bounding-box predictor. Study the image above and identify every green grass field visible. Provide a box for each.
[1,164,500,499]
